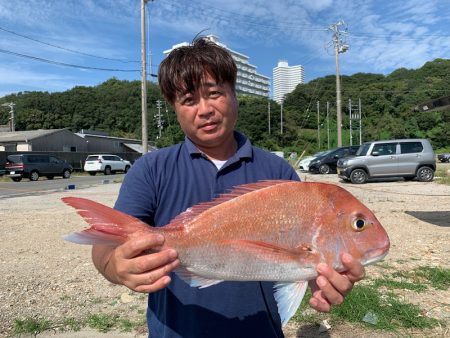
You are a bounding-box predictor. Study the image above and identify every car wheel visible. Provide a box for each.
[88,172,97,176]
[62,169,71,179]
[12,177,22,182]
[416,166,434,182]
[124,165,130,173]
[318,164,331,174]
[29,171,39,181]
[350,169,368,184]
[46,175,54,180]
[104,166,112,175]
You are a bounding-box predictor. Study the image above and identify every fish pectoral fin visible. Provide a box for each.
[220,240,317,261]
[174,267,223,289]
[274,281,308,326]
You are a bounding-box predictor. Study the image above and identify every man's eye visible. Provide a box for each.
[182,97,195,105]
[209,91,221,98]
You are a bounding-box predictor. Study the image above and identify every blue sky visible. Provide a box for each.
[1,0,450,98]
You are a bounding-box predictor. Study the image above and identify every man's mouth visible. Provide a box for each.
[199,122,218,131]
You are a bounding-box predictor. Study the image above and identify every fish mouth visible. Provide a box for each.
[361,241,390,266]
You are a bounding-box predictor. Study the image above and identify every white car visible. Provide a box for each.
[297,156,315,172]
[84,155,131,176]
[297,151,330,172]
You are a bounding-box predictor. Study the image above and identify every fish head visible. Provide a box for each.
[316,185,390,268]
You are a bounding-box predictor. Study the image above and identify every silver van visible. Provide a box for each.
[337,139,436,184]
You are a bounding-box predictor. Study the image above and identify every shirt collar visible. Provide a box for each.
[185,131,253,160]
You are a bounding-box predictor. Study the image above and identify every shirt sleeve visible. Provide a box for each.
[114,155,156,226]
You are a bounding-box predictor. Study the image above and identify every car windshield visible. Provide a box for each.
[356,143,371,156]
[86,156,99,161]
[313,150,331,157]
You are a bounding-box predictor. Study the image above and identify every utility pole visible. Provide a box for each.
[329,20,348,147]
[1,102,15,132]
[141,0,154,154]
[317,101,320,149]
[359,98,362,145]
[349,98,363,145]
[326,101,330,149]
[280,98,284,135]
[349,98,353,146]
[268,100,271,135]
[155,100,163,138]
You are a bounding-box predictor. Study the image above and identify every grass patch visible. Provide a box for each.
[87,314,118,332]
[392,266,450,290]
[14,318,54,336]
[293,284,439,331]
[14,312,146,336]
[414,266,450,290]
[330,284,439,330]
[435,166,450,185]
[372,277,427,292]
[293,267,449,333]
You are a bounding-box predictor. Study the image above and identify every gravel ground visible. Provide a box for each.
[0,167,449,338]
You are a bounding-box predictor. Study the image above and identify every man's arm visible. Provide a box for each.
[309,253,365,312]
[92,233,180,293]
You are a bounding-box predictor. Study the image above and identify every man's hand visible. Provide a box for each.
[308,253,365,312]
[92,233,180,293]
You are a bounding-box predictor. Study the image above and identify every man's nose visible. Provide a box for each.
[198,98,213,117]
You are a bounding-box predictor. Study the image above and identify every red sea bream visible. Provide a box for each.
[63,180,390,325]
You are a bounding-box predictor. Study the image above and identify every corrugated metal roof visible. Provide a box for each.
[123,143,157,154]
[0,129,65,142]
[76,132,141,142]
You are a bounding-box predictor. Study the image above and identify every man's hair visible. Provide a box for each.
[158,36,237,104]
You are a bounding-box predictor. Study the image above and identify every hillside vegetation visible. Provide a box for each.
[1,58,449,154]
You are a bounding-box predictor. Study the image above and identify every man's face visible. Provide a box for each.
[173,74,238,150]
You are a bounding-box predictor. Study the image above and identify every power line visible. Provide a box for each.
[0,25,139,63]
[0,48,140,72]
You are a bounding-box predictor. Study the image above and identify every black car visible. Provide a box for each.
[308,145,360,174]
[438,153,450,163]
[5,154,73,182]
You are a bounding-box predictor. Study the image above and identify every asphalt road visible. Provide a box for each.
[0,173,125,199]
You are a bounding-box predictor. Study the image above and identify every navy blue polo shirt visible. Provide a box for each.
[115,132,299,338]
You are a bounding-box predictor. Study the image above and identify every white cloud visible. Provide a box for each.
[0,65,76,93]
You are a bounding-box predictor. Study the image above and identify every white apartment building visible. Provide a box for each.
[272,60,304,104]
[163,35,270,98]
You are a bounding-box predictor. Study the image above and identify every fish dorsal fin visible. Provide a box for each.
[168,180,293,227]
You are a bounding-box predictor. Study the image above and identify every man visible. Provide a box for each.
[91,37,365,338]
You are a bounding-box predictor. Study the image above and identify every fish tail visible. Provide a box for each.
[62,197,153,246]
[63,229,124,246]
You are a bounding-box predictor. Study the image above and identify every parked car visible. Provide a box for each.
[297,150,331,172]
[308,146,360,174]
[337,139,436,184]
[83,154,131,176]
[438,153,450,163]
[5,154,72,182]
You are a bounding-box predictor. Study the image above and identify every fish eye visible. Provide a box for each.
[352,218,366,231]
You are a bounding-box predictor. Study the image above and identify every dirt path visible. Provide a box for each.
[0,170,449,337]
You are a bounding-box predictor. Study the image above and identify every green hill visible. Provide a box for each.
[1,58,449,152]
